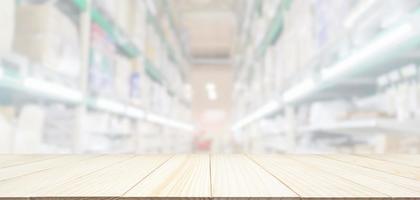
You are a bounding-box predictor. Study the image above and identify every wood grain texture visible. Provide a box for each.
[249,155,387,199]
[291,155,420,198]
[364,154,420,168]
[0,155,57,169]
[32,155,171,199]
[327,154,420,181]
[0,154,419,199]
[124,154,210,198]
[0,155,132,198]
[211,154,298,199]
[0,155,94,181]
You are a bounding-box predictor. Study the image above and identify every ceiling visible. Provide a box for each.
[169,0,240,61]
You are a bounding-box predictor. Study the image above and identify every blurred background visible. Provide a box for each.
[0,0,420,154]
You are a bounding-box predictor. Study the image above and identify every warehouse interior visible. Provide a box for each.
[1,0,420,154]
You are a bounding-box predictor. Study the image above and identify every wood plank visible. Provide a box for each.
[0,154,419,199]
[32,155,171,199]
[0,155,95,181]
[249,155,388,199]
[0,155,133,198]
[0,155,57,169]
[327,154,420,181]
[291,155,420,198]
[364,154,420,168]
[211,154,298,199]
[124,154,210,198]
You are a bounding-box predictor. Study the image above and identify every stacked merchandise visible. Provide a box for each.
[13,3,81,80]
[134,121,164,154]
[90,0,135,100]
[14,105,45,153]
[82,112,134,153]
[115,55,133,101]
[89,21,116,96]
[0,0,15,55]
[0,107,14,153]
[43,105,77,153]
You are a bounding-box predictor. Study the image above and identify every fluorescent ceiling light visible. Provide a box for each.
[208,89,218,101]
[125,106,145,119]
[322,23,415,81]
[147,113,195,132]
[206,82,218,101]
[282,78,315,104]
[232,100,280,131]
[94,98,126,114]
[23,77,83,103]
[344,0,377,29]
[205,82,216,90]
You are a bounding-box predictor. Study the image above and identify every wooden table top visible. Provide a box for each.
[0,154,419,199]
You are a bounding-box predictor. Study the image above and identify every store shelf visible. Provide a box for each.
[282,9,420,105]
[62,0,176,92]
[257,3,284,57]
[0,66,82,105]
[299,118,420,135]
[232,100,281,131]
[70,0,139,58]
[233,9,420,131]
[0,154,420,199]
[0,65,193,131]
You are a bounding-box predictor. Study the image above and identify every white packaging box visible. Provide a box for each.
[14,105,45,153]
[0,0,15,55]
[13,4,80,78]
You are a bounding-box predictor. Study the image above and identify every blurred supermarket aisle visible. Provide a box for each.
[1,0,420,154]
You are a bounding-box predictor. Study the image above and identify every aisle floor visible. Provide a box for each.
[0,154,420,199]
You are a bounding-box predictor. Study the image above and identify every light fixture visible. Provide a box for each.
[205,82,216,90]
[94,98,126,114]
[206,82,218,101]
[282,78,316,104]
[23,77,83,103]
[232,100,280,131]
[125,106,145,119]
[322,23,415,81]
[185,84,192,100]
[208,89,218,101]
[147,113,195,132]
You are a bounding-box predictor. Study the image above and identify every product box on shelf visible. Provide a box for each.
[13,4,80,78]
[0,0,15,56]
[114,55,132,100]
[0,107,14,153]
[43,105,77,153]
[89,23,116,96]
[114,0,134,33]
[14,105,45,153]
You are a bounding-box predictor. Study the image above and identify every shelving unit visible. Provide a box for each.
[232,0,420,153]
[234,8,420,130]
[0,60,192,131]
[299,118,420,135]
[0,0,195,154]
